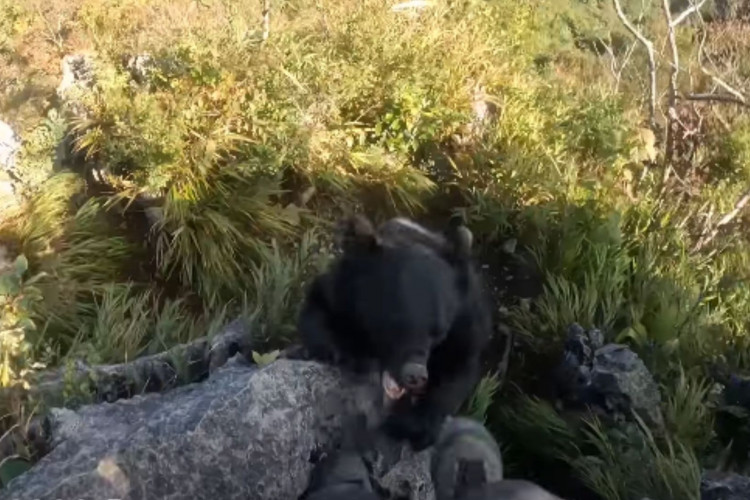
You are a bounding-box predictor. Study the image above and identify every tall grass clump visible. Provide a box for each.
[497,395,702,500]
[242,230,332,348]
[571,415,701,500]
[67,284,227,364]
[464,372,501,424]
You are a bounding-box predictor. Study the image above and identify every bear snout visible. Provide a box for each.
[400,362,428,391]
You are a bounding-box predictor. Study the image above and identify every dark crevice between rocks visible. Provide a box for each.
[2,318,256,465]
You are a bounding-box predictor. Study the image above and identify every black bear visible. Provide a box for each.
[298,214,492,449]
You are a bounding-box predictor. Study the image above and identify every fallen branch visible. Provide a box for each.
[682,93,749,106]
[691,0,749,105]
[3,319,255,409]
[709,76,748,104]
[670,0,707,27]
[613,0,658,132]
[715,191,750,228]
[600,36,638,92]
[694,188,750,251]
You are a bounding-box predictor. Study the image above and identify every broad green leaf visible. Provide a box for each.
[645,304,680,344]
[616,324,647,346]
[0,458,31,487]
[662,338,680,356]
[0,274,20,296]
[13,255,28,275]
[252,350,280,367]
[16,317,36,332]
[23,272,48,285]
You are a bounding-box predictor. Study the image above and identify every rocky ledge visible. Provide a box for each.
[1,357,432,500]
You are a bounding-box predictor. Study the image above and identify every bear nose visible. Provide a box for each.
[401,362,428,390]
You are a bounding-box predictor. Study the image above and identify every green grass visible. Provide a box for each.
[463,372,501,424]
[571,414,701,500]
[497,394,703,499]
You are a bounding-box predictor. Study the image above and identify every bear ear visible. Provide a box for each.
[337,214,381,252]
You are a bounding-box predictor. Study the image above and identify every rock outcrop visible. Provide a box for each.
[57,54,95,102]
[701,471,750,500]
[21,319,256,409]
[0,121,19,172]
[2,357,432,500]
[557,323,664,428]
[0,120,21,214]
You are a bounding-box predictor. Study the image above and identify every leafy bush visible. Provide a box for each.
[507,203,628,343]
[14,109,67,192]
[0,255,44,388]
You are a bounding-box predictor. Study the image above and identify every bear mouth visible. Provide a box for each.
[382,371,406,400]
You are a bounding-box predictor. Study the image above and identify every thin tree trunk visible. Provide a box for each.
[612,0,658,134]
[662,0,679,163]
[262,0,271,42]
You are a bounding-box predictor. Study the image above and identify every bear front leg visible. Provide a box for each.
[298,274,344,365]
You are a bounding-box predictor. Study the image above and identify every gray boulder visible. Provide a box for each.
[126,53,157,85]
[556,323,607,403]
[591,344,664,428]
[0,120,21,214]
[0,120,20,172]
[57,54,95,101]
[1,358,433,500]
[701,471,750,500]
[557,324,663,428]
[0,172,18,214]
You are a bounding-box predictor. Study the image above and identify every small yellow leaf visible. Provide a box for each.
[252,350,280,367]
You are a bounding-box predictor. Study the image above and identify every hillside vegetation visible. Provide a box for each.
[2,0,750,497]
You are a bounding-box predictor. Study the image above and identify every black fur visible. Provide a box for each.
[298,215,492,450]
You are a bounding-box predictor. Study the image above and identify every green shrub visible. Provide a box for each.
[0,255,44,388]
[14,109,67,192]
[155,173,294,306]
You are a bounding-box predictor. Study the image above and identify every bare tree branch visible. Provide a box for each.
[671,0,707,27]
[710,75,747,104]
[691,0,748,104]
[262,0,271,42]
[682,93,749,106]
[599,36,638,92]
[716,191,750,227]
[694,188,750,251]
[613,0,657,132]
[662,0,679,163]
